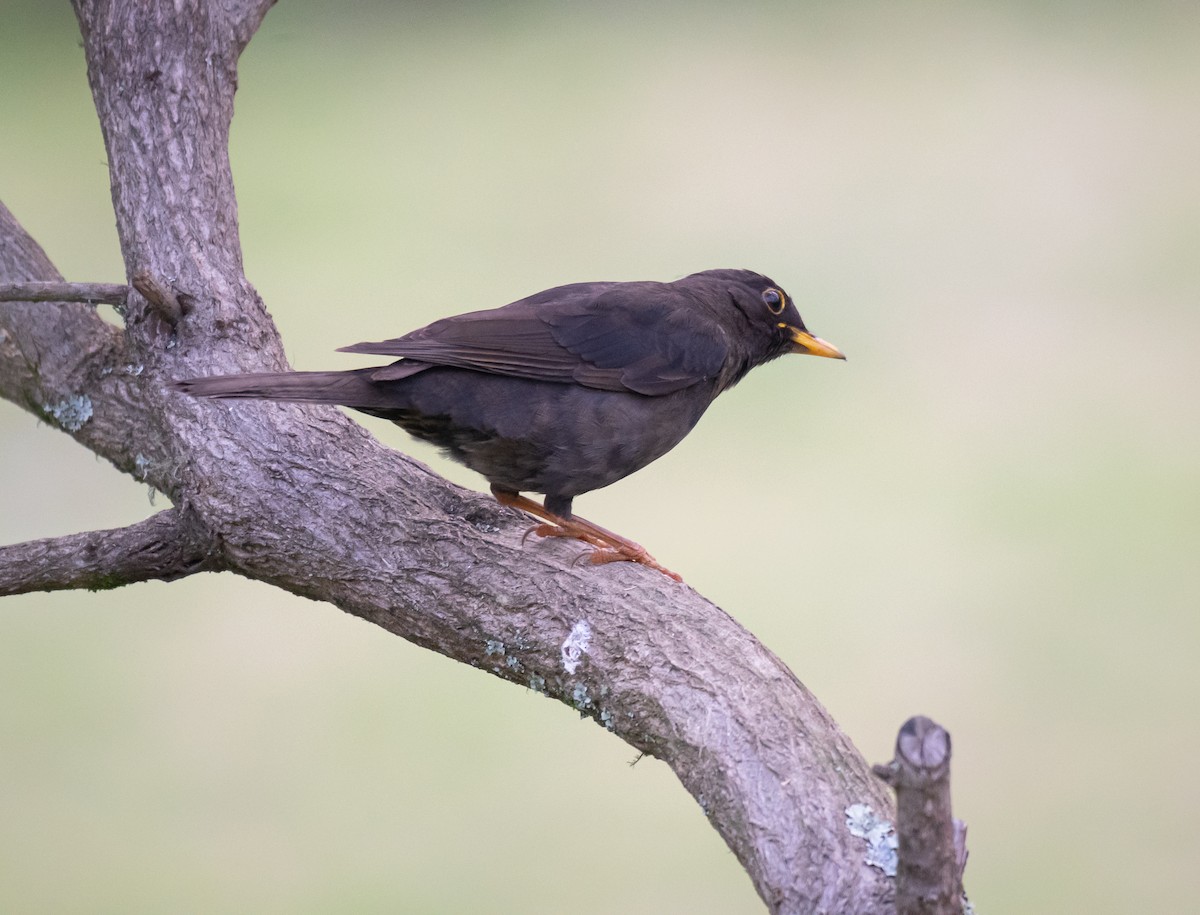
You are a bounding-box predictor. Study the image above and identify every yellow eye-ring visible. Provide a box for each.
[762,287,786,315]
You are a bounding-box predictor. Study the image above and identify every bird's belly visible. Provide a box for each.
[373,369,713,499]
[531,385,709,496]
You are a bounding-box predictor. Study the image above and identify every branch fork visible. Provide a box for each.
[0,3,964,912]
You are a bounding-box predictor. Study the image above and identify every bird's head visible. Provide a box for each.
[687,269,846,365]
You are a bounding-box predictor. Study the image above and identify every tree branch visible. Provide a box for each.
[0,3,905,911]
[0,202,166,485]
[0,281,129,307]
[874,717,968,915]
[0,508,221,596]
[227,0,279,51]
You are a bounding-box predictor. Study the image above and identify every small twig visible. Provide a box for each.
[0,281,129,307]
[0,508,222,597]
[874,716,968,915]
[131,270,186,326]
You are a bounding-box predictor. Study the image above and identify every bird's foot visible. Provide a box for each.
[520,522,605,549]
[531,518,683,582]
[493,488,682,582]
[577,543,683,582]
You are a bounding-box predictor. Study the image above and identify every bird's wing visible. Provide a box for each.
[341,282,730,396]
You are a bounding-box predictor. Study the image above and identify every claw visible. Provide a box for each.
[589,547,683,582]
[521,523,559,545]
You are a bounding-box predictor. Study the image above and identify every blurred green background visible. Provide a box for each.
[2,1,1198,912]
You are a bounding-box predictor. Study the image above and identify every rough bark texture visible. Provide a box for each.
[0,2,900,911]
[0,282,129,306]
[0,508,221,596]
[874,717,967,915]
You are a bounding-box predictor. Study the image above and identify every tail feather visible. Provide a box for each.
[172,368,392,409]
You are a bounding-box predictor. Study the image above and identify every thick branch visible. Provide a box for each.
[0,4,903,912]
[0,508,221,596]
[227,0,278,50]
[0,203,165,486]
[0,281,129,306]
[874,717,967,915]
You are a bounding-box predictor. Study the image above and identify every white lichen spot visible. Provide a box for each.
[528,674,546,693]
[865,832,898,876]
[572,683,592,710]
[561,620,591,674]
[46,394,93,432]
[845,803,898,877]
[845,803,880,837]
[484,639,505,657]
[599,708,615,731]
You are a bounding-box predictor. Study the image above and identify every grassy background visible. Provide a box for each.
[2,2,1198,912]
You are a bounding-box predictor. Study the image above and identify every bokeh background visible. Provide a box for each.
[3,2,1198,912]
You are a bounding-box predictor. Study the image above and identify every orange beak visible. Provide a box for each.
[788,328,846,360]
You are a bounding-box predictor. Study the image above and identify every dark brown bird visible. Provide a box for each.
[174,269,844,580]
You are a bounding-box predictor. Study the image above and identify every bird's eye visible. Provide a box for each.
[762,288,785,315]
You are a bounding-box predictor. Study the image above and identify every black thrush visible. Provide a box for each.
[174,269,844,580]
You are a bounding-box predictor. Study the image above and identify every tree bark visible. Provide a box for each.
[0,2,899,911]
[0,508,221,596]
[874,717,968,915]
[0,281,129,307]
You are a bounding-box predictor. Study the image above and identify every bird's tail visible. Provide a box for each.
[172,368,394,409]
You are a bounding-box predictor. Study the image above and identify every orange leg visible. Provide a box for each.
[491,487,683,583]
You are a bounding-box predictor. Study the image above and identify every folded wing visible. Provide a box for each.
[342,281,729,396]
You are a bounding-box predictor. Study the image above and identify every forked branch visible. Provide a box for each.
[0,3,910,912]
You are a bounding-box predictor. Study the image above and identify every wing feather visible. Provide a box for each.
[342,281,729,396]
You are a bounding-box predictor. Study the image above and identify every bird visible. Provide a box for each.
[173,269,844,580]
